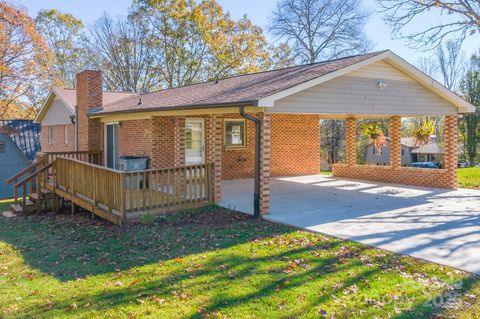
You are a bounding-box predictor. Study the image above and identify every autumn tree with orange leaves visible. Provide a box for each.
[0,1,54,119]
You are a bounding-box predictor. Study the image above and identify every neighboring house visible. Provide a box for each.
[365,139,412,166]
[0,120,41,199]
[365,136,443,166]
[30,50,475,221]
[34,87,137,152]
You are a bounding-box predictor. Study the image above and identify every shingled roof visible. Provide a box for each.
[53,87,138,112]
[91,51,387,116]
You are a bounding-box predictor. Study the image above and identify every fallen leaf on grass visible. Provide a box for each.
[44,299,54,310]
[153,298,165,305]
[65,303,78,312]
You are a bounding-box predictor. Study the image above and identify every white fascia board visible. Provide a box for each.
[34,91,55,123]
[34,89,75,124]
[383,52,476,113]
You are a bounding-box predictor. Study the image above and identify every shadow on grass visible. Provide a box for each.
[0,204,292,281]
[393,273,480,319]
[2,204,479,318]
[21,242,374,318]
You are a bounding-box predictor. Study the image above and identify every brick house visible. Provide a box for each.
[34,50,475,218]
[35,87,137,152]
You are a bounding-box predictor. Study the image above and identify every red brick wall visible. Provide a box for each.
[221,114,257,180]
[125,113,320,181]
[270,113,320,177]
[76,70,103,151]
[151,116,176,168]
[41,124,75,152]
[333,115,458,189]
[220,113,321,180]
[118,120,152,158]
[332,164,456,189]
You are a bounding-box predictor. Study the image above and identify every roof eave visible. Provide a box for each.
[34,88,76,123]
[34,90,56,123]
[88,100,260,118]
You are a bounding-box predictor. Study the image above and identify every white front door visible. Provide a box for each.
[185,119,205,165]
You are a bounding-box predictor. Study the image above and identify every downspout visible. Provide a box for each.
[239,106,261,219]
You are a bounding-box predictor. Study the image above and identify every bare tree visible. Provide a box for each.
[416,56,438,79]
[435,40,465,90]
[460,53,480,165]
[377,0,480,49]
[320,120,345,171]
[83,14,160,93]
[268,0,373,64]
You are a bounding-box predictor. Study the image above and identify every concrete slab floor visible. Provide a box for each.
[220,175,480,274]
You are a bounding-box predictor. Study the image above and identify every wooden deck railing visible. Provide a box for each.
[51,157,212,225]
[124,164,211,213]
[40,151,103,166]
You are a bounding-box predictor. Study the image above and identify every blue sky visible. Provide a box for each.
[15,0,479,65]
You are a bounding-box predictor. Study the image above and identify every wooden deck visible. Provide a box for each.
[45,157,213,225]
[7,151,213,225]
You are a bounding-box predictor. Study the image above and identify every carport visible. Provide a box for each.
[220,175,480,274]
[217,51,480,274]
[218,51,476,220]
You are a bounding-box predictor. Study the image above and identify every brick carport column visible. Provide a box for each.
[444,115,458,189]
[390,116,402,168]
[206,115,222,203]
[260,112,271,215]
[346,117,356,166]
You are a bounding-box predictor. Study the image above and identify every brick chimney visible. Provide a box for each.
[76,70,103,151]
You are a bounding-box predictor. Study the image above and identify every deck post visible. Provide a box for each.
[121,173,127,225]
[35,174,41,214]
[52,161,59,213]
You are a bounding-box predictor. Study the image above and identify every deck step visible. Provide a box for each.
[40,187,52,194]
[30,189,52,202]
[10,204,23,214]
[9,200,35,214]
[29,187,53,201]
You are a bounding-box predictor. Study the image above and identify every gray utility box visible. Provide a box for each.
[119,156,149,171]
[119,156,150,189]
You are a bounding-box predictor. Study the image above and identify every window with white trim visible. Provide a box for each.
[224,119,246,148]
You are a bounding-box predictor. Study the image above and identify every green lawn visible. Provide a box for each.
[458,167,480,189]
[1,204,480,318]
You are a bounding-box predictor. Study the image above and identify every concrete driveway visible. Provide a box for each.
[221,175,480,274]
